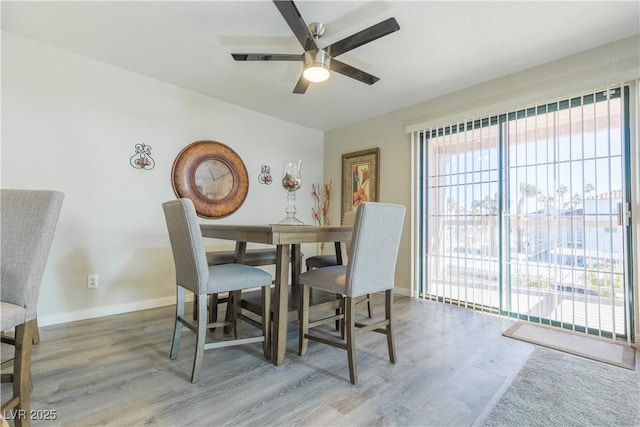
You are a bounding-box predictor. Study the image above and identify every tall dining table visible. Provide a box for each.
[200,223,353,365]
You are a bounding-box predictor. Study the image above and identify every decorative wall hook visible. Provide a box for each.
[130,143,155,170]
[258,164,272,184]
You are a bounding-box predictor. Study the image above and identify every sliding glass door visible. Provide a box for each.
[420,117,501,312]
[417,85,633,340]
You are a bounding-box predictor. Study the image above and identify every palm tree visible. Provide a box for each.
[472,198,485,214]
[516,183,539,253]
[556,185,568,210]
[584,183,595,197]
[446,197,458,215]
[486,193,499,214]
[569,192,583,209]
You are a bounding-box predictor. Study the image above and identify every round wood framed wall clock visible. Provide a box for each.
[171,140,249,218]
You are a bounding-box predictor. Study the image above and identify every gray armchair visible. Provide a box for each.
[1,189,64,426]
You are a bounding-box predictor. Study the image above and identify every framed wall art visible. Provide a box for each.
[171,140,249,218]
[341,147,379,221]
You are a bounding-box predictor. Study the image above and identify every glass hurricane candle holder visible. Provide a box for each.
[278,159,304,225]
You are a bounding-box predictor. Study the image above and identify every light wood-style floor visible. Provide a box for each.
[2,296,534,426]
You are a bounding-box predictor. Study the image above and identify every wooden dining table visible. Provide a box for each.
[200,223,353,365]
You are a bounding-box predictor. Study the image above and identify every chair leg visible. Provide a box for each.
[192,296,198,321]
[170,286,185,360]
[298,284,310,356]
[223,293,234,335]
[366,294,373,319]
[16,321,34,427]
[345,297,357,385]
[385,289,396,364]
[32,318,40,345]
[335,293,342,332]
[208,293,219,332]
[191,294,208,383]
[230,290,242,339]
[262,285,271,360]
[0,320,35,427]
[339,296,346,339]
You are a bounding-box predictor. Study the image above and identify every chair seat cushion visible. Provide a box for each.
[299,265,348,295]
[305,254,338,269]
[0,301,27,331]
[207,263,273,293]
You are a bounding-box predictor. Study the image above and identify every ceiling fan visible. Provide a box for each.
[231,0,400,94]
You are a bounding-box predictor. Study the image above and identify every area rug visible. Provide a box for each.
[484,347,640,426]
[503,321,636,370]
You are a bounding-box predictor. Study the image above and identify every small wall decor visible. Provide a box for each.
[171,140,249,218]
[130,143,155,170]
[258,164,272,185]
[341,148,379,222]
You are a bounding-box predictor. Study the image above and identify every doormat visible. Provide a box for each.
[502,321,636,371]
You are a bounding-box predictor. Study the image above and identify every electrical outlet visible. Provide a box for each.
[87,274,99,289]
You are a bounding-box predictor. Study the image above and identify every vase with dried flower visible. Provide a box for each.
[278,159,304,225]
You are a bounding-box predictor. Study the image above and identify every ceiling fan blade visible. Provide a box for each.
[273,0,318,52]
[292,74,310,94]
[327,17,400,58]
[330,59,380,85]
[231,53,303,61]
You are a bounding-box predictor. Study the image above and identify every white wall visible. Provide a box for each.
[325,35,640,313]
[1,32,324,325]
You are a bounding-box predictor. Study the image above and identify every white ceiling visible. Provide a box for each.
[2,1,639,131]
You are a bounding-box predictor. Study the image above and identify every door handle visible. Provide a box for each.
[617,202,631,227]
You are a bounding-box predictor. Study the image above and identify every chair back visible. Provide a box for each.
[346,202,405,297]
[341,210,357,259]
[162,198,209,294]
[1,189,64,320]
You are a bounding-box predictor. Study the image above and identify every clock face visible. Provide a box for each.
[172,140,249,218]
[195,159,234,201]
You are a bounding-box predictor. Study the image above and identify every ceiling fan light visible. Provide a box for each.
[303,50,331,82]
[303,65,330,82]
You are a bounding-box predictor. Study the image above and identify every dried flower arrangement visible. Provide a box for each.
[311,179,332,226]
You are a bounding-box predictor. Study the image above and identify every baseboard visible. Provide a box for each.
[38,287,412,327]
[37,294,190,327]
[393,287,412,297]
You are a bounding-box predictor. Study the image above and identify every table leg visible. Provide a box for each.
[334,241,344,265]
[291,244,302,286]
[234,241,247,263]
[224,242,247,333]
[273,244,290,365]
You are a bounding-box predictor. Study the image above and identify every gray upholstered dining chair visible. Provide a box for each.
[298,202,405,384]
[1,189,64,426]
[304,210,373,320]
[203,245,301,327]
[162,198,272,383]
[197,249,276,326]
